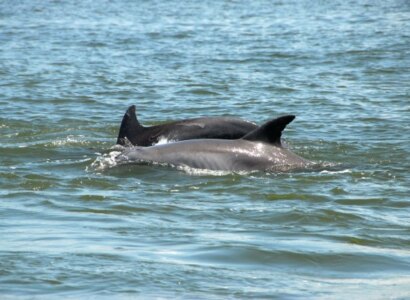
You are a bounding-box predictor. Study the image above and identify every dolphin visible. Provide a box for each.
[115,115,312,172]
[116,105,258,146]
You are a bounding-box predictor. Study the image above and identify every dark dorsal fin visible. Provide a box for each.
[116,105,144,146]
[241,115,295,146]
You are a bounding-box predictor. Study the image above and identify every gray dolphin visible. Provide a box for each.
[116,105,258,146]
[115,115,312,172]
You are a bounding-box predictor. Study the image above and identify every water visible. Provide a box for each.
[1,0,410,298]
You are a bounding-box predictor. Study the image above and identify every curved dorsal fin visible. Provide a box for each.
[116,105,143,145]
[241,115,295,146]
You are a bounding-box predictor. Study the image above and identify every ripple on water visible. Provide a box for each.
[1,0,410,299]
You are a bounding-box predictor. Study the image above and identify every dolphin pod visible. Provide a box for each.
[116,105,258,146]
[115,114,312,172]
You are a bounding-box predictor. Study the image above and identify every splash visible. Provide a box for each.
[89,151,122,171]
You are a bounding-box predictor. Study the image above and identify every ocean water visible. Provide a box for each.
[1,0,410,299]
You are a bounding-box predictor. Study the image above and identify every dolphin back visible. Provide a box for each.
[116,105,258,146]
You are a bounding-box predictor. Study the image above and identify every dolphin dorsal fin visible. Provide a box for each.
[116,105,143,145]
[241,115,295,146]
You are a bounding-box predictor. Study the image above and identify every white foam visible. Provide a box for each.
[50,135,87,146]
[88,151,121,171]
[110,144,126,151]
[320,168,351,175]
[155,137,175,145]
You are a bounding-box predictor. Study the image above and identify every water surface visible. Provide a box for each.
[1,0,409,299]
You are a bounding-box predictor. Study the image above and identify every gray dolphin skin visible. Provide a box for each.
[116,105,258,146]
[116,115,312,172]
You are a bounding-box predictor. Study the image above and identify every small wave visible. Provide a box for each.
[320,168,351,175]
[311,161,343,171]
[48,135,88,147]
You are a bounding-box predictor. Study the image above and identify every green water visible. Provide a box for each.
[1,0,409,299]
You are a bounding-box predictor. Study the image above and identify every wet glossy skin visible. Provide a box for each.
[116,139,310,172]
[117,105,258,146]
